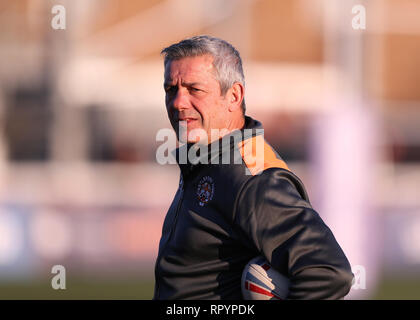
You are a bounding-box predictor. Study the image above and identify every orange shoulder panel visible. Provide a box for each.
[237,135,290,176]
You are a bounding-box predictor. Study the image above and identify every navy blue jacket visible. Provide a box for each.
[154,116,353,299]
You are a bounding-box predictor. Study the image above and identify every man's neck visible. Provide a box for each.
[207,115,245,144]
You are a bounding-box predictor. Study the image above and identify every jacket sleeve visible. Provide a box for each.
[234,168,354,299]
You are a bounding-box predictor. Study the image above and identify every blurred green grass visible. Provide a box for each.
[0,276,155,300]
[371,276,420,300]
[1,275,419,300]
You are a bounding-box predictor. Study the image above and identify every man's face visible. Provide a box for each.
[164,55,229,144]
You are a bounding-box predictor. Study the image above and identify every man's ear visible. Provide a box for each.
[228,82,244,112]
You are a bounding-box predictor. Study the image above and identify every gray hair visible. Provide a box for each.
[161,35,246,113]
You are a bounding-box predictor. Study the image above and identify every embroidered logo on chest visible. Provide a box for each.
[196,176,215,206]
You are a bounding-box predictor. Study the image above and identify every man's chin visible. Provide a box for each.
[175,132,205,145]
[182,127,208,144]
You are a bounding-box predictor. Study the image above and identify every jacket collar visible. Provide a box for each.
[173,116,263,178]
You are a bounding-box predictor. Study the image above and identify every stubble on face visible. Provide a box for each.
[164,55,229,144]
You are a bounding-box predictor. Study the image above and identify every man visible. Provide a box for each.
[154,35,353,300]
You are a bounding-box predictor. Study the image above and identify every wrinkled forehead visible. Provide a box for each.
[164,55,217,83]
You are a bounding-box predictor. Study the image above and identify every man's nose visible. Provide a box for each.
[172,88,190,111]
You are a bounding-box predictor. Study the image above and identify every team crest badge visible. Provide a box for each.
[196,176,215,206]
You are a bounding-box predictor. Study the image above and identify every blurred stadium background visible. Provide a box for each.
[0,0,419,299]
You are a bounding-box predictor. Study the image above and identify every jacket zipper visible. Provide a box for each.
[154,181,185,299]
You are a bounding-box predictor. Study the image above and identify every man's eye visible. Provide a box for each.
[165,86,176,93]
